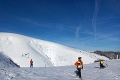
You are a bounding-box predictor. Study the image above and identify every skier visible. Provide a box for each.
[74,57,83,79]
[99,59,105,68]
[30,59,33,68]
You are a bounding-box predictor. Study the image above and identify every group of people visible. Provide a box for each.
[74,57,106,79]
[29,57,106,79]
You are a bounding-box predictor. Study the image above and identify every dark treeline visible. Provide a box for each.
[94,51,120,59]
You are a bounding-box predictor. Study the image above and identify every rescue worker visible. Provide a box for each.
[100,59,105,68]
[30,59,33,68]
[74,57,83,78]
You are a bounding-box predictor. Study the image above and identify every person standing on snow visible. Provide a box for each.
[74,57,83,78]
[30,59,33,68]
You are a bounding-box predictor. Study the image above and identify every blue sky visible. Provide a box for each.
[0,0,120,51]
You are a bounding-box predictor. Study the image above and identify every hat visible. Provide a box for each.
[78,57,81,59]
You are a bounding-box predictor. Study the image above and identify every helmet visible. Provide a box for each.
[78,57,81,59]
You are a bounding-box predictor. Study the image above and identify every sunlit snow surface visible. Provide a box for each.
[0,33,119,80]
[0,32,108,67]
[0,60,120,80]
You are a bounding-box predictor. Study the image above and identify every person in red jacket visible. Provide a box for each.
[30,59,33,68]
[74,57,83,78]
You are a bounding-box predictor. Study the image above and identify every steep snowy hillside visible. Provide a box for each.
[0,52,19,68]
[0,32,109,67]
[0,59,120,80]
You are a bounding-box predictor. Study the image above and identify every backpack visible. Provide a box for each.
[77,61,82,68]
[100,60,104,64]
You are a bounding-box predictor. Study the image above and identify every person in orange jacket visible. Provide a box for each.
[30,59,33,68]
[74,57,83,78]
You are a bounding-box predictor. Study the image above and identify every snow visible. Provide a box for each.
[0,56,120,80]
[0,32,119,80]
[0,32,109,67]
[0,52,19,68]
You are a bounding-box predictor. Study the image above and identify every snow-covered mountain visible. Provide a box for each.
[0,32,108,67]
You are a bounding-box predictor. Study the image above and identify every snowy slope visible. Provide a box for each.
[0,32,109,67]
[0,59,120,80]
[0,52,19,68]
